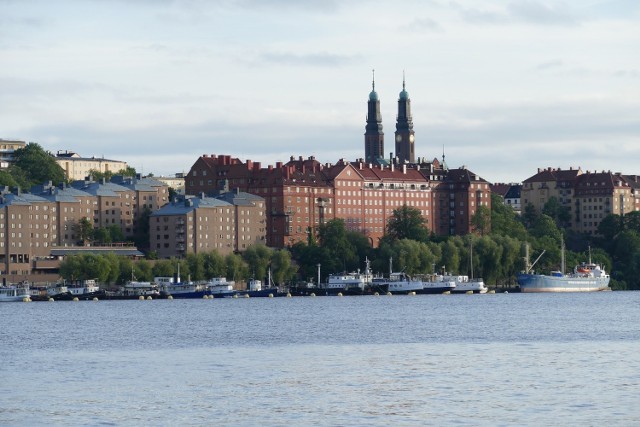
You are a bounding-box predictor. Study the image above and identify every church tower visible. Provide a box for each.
[364,70,384,164]
[394,73,415,163]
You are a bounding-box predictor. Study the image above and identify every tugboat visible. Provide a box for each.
[237,269,281,297]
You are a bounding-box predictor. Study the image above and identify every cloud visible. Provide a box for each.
[535,59,564,70]
[406,17,443,32]
[457,1,579,26]
[258,51,362,67]
[614,69,640,78]
[507,1,577,25]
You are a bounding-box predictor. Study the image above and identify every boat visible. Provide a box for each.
[517,242,611,293]
[319,258,374,296]
[237,269,281,297]
[373,271,424,294]
[156,276,207,299]
[440,243,487,294]
[59,279,105,300]
[155,265,208,299]
[105,280,162,299]
[444,275,488,294]
[30,283,72,301]
[205,277,237,298]
[419,275,457,294]
[0,283,31,302]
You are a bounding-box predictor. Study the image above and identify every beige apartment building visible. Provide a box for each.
[0,177,169,282]
[55,151,128,181]
[150,191,266,258]
[521,167,583,228]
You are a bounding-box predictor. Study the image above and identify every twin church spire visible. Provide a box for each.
[364,70,416,164]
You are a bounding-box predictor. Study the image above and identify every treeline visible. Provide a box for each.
[59,245,297,288]
[290,194,623,289]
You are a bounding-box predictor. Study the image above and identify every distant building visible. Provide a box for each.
[521,167,582,228]
[155,173,185,194]
[185,154,490,248]
[491,183,522,214]
[55,150,128,181]
[149,190,266,258]
[0,139,26,166]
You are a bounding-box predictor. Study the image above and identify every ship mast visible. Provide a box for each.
[561,235,565,275]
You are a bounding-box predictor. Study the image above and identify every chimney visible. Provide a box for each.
[391,163,394,172]
[268,165,273,171]
[246,160,252,170]
[299,156,303,162]
[254,162,261,171]
[276,162,283,168]
[402,164,407,174]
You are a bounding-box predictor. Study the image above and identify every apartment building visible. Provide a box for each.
[185,154,491,248]
[150,190,266,258]
[574,171,634,234]
[55,150,128,181]
[521,167,583,227]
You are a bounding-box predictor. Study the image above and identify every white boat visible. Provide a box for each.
[155,265,207,298]
[118,281,161,297]
[439,274,487,294]
[373,271,425,294]
[0,284,31,302]
[320,258,373,295]
[206,277,236,297]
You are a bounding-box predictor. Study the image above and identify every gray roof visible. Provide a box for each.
[70,180,131,197]
[50,247,144,257]
[150,195,231,217]
[215,189,264,206]
[31,183,92,203]
[0,192,49,208]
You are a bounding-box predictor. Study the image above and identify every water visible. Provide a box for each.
[2,292,640,426]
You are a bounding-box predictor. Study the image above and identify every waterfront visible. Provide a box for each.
[2,292,640,426]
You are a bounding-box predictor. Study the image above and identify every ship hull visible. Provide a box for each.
[517,274,610,293]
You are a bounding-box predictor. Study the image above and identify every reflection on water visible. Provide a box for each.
[1,292,640,426]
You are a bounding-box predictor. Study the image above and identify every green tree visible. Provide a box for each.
[225,253,248,281]
[152,259,175,278]
[0,170,18,188]
[108,225,125,242]
[133,207,151,250]
[270,249,297,285]
[318,219,360,271]
[186,253,206,281]
[385,205,428,242]
[542,196,571,227]
[243,244,273,281]
[203,251,226,278]
[12,143,65,187]
[73,217,93,246]
[92,227,111,244]
[471,205,491,236]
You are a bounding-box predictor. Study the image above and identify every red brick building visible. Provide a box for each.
[185,154,491,248]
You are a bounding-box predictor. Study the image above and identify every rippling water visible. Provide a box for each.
[2,292,640,426]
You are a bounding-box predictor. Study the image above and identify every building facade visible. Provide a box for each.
[55,151,128,181]
[185,154,490,248]
[149,191,266,258]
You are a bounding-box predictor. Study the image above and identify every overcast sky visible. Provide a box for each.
[1,0,638,183]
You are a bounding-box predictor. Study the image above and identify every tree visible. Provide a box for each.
[318,219,358,271]
[73,217,93,246]
[12,143,65,188]
[243,244,273,281]
[386,205,428,242]
[471,205,491,236]
[133,207,151,250]
[0,170,18,188]
[270,249,297,285]
[542,196,571,227]
[152,259,175,278]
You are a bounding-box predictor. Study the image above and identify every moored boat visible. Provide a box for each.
[517,243,610,293]
[441,275,487,294]
[0,284,31,302]
[205,277,236,298]
[155,267,208,299]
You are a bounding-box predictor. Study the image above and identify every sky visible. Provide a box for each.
[1,0,639,183]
